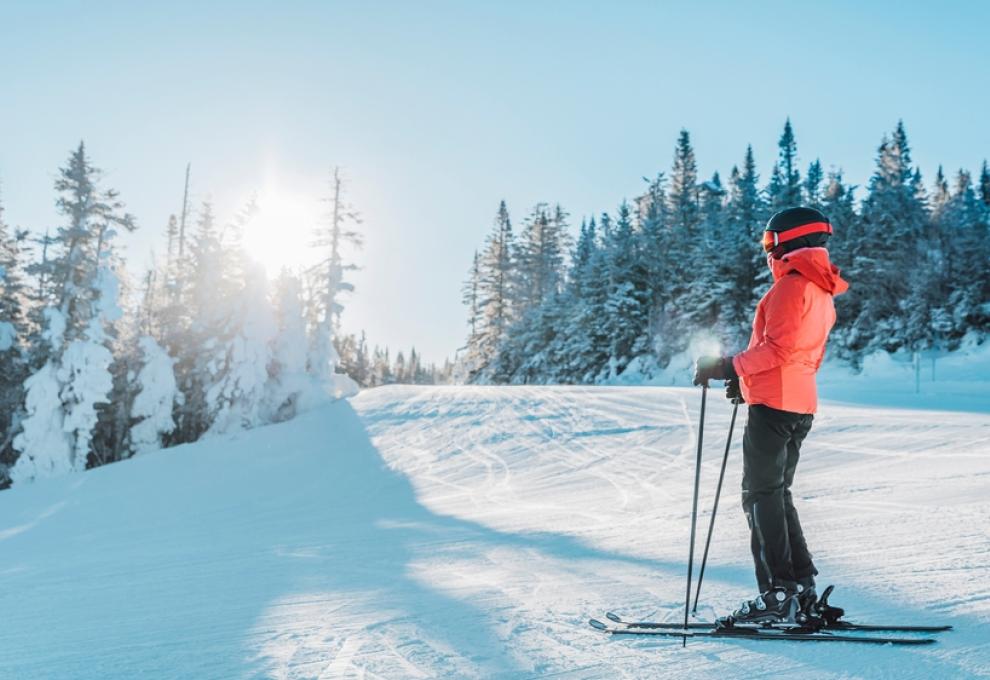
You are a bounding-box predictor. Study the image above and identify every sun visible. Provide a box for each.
[242,185,321,276]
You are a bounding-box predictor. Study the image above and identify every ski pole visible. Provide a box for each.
[682,384,707,646]
[691,397,739,615]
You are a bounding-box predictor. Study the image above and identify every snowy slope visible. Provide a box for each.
[1,386,988,679]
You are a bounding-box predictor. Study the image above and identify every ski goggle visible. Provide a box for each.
[762,221,833,253]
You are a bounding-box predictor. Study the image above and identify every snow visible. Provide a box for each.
[0,385,987,678]
[606,338,990,413]
[817,336,990,412]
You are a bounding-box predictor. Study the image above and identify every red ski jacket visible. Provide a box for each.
[732,247,849,414]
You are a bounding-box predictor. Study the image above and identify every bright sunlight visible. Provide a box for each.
[243,183,321,275]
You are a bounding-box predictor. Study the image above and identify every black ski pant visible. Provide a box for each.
[741,403,817,593]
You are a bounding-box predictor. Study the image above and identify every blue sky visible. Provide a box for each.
[1,0,988,364]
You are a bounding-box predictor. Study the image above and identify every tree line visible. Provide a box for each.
[336,332,454,387]
[0,145,362,488]
[461,121,990,384]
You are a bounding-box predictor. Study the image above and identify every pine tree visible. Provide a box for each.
[804,159,824,208]
[931,166,951,220]
[173,200,224,441]
[469,201,514,381]
[0,187,29,484]
[370,346,392,386]
[692,172,728,332]
[667,130,701,239]
[266,271,316,421]
[353,331,369,386]
[499,202,570,381]
[855,122,930,353]
[768,119,802,211]
[601,201,651,377]
[91,266,140,467]
[813,170,860,358]
[129,335,178,454]
[941,170,990,341]
[555,216,608,382]
[978,160,990,209]
[722,146,768,348]
[463,250,481,336]
[11,142,135,483]
[631,173,670,363]
[514,203,568,314]
[207,259,276,434]
[314,167,363,329]
[659,130,702,356]
[309,167,362,377]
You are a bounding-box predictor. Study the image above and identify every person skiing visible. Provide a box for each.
[692,206,849,625]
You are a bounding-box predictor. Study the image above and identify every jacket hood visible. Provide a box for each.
[770,247,849,296]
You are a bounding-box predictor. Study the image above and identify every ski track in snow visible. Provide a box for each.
[0,385,988,679]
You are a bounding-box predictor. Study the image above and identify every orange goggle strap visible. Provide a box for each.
[763,221,833,252]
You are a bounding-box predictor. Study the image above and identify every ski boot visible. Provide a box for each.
[717,587,799,628]
[794,580,822,629]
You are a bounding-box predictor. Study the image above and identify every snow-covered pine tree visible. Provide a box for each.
[940,170,990,341]
[599,200,651,378]
[721,146,767,349]
[460,250,483,375]
[854,122,930,354]
[690,172,728,333]
[308,167,362,390]
[173,200,225,441]
[513,203,569,315]
[334,333,358,383]
[820,170,858,267]
[265,270,316,421]
[408,348,422,384]
[804,159,824,209]
[207,258,276,434]
[767,119,802,211]
[0,188,30,485]
[932,166,951,214]
[11,142,135,484]
[90,263,143,467]
[202,200,281,434]
[633,173,670,361]
[354,332,370,385]
[660,130,702,353]
[559,216,610,382]
[469,201,514,382]
[817,170,860,357]
[169,164,193,305]
[979,161,990,209]
[370,346,391,386]
[499,203,570,382]
[129,335,178,454]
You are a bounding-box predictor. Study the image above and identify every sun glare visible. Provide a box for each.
[243,186,321,276]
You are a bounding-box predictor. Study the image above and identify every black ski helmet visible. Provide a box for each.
[763,207,832,258]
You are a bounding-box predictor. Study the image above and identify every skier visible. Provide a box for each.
[692,206,848,625]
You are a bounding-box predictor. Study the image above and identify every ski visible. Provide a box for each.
[589,618,936,645]
[605,611,952,634]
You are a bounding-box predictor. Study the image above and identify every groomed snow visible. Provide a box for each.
[0,386,987,678]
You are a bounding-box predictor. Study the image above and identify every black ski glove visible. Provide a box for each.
[725,377,745,404]
[693,355,738,387]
